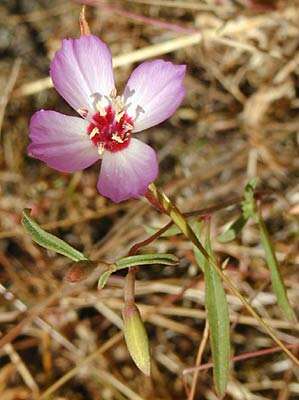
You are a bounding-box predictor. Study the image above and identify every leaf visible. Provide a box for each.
[217,215,248,243]
[258,212,296,321]
[97,253,179,289]
[115,253,178,269]
[22,209,89,262]
[242,178,259,220]
[193,221,230,396]
[98,269,115,290]
[241,179,296,321]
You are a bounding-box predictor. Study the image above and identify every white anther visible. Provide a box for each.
[95,101,106,116]
[90,127,99,139]
[111,133,125,144]
[77,107,88,118]
[123,122,133,131]
[115,110,125,122]
[97,143,105,156]
[110,88,117,99]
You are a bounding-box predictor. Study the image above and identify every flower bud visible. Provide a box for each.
[64,261,94,283]
[122,303,151,376]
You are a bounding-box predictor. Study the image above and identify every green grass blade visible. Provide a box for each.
[22,209,89,262]
[241,179,296,322]
[193,222,230,396]
[217,214,248,243]
[258,212,296,321]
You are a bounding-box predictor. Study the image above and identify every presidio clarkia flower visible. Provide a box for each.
[28,35,186,203]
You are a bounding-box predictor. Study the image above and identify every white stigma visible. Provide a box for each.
[97,143,105,156]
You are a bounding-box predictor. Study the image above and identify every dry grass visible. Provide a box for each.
[0,0,299,399]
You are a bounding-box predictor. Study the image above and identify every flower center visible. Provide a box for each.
[86,91,134,154]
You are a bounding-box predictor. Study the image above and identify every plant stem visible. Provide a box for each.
[146,183,299,368]
[124,268,136,305]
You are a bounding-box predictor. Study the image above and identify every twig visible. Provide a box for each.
[0,264,105,350]
[183,342,299,375]
[188,321,210,400]
[0,58,21,139]
[4,342,39,398]
[0,283,80,355]
[39,332,123,399]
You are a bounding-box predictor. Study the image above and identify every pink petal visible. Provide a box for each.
[50,35,115,116]
[28,110,99,172]
[124,60,186,132]
[97,138,158,203]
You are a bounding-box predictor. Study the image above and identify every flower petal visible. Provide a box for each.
[97,138,158,203]
[28,110,99,172]
[124,60,186,132]
[50,35,115,115]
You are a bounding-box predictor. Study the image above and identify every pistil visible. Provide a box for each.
[87,104,133,153]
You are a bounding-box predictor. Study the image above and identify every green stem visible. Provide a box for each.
[257,209,296,322]
[124,268,136,305]
[146,183,299,368]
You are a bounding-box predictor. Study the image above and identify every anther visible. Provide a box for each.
[77,107,88,118]
[111,133,125,143]
[90,127,99,139]
[97,143,105,156]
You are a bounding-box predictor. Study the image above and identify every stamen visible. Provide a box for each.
[90,127,99,139]
[97,143,105,156]
[77,107,88,118]
[94,101,107,116]
[111,133,125,143]
[115,110,125,122]
[123,122,133,131]
[87,94,134,153]
[110,88,117,99]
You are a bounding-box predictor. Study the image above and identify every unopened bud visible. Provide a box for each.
[65,261,94,283]
[122,303,151,376]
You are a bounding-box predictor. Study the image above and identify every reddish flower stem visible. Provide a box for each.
[183,342,299,375]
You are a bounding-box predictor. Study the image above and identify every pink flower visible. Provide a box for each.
[28,35,186,203]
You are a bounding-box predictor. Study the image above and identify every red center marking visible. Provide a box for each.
[87,105,133,152]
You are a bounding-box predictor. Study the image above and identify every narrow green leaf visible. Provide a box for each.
[116,253,178,269]
[97,253,178,289]
[241,180,296,322]
[242,178,258,220]
[258,212,296,321]
[193,222,230,396]
[22,209,89,262]
[98,269,115,290]
[217,215,248,243]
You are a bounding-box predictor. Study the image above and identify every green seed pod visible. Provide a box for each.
[122,303,151,376]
